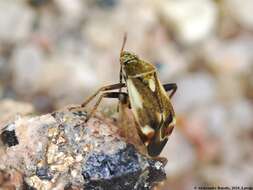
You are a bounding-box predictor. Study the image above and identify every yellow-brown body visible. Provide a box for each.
[120,52,176,157]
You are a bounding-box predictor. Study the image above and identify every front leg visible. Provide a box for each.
[86,92,128,122]
[68,83,126,111]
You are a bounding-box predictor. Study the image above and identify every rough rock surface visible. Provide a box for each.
[0,108,166,190]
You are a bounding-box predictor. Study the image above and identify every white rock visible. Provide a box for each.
[0,57,8,81]
[205,105,227,138]
[40,54,99,108]
[155,0,217,45]
[224,0,253,30]
[0,1,34,43]
[161,131,196,177]
[11,43,98,108]
[201,166,253,186]
[54,0,85,27]
[229,100,253,131]
[204,36,253,75]
[11,44,44,94]
[186,105,227,139]
[174,73,216,112]
[151,45,187,80]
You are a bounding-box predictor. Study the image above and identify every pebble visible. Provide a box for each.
[201,166,253,186]
[224,0,253,30]
[11,43,98,109]
[205,105,227,138]
[0,1,34,43]
[54,0,84,27]
[229,100,253,131]
[174,73,216,112]
[162,131,196,177]
[155,0,217,45]
[204,36,253,75]
[11,44,44,95]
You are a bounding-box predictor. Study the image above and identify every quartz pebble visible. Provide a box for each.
[224,0,253,30]
[0,1,34,43]
[155,0,217,45]
[174,73,217,112]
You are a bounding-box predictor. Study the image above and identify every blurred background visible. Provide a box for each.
[0,0,252,189]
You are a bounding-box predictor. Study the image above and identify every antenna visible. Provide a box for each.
[120,33,127,56]
[119,33,127,93]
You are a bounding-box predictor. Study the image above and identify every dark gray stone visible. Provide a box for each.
[82,144,166,190]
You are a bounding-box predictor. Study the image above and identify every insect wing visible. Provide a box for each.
[126,72,175,156]
[126,74,161,136]
[148,74,176,156]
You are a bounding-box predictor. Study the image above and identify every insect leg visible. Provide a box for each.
[86,92,128,121]
[119,67,123,95]
[117,67,125,111]
[81,83,126,107]
[68,83,126,110]
[163,83,177,98]
[119,33,127,92]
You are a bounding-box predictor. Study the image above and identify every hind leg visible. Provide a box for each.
[163,83,177,98]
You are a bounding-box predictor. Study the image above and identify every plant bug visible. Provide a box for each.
[70,35,177,157]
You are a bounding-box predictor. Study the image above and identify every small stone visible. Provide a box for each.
[50,164,67,172]
[48,127,59,138]
[224,0,253,30]
[56,135,66,144]
[47,144,58,164]
[0,171,3,184]
[76,154,83,162]
[154,161,163,170]
[36,167,53,180]
[155,0,217,45]
[26,175,53,190]
[82,144,166,190]
[174,73,216,112]
[54,152,65,163]
[83,144,93,152]
[64,156,75,167]
[54,0,84,27]
[11,44,44,95]
[229,100,253,131]
[205,105,227,138]
[1,129,19,147]
[95,0,118,9]
[28,0,51,7]
[204,37,253,75]
[71,170,78,178]
[0,1,34,43]
[161,131,196,177]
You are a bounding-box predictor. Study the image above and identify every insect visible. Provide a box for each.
[71,35,177,157]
